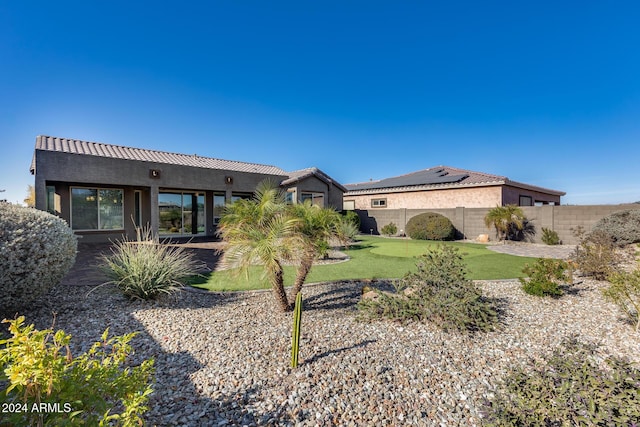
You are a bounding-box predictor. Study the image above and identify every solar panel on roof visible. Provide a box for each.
[346,170,469,191]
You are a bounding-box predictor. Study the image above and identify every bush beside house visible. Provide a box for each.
[0,203,77,314]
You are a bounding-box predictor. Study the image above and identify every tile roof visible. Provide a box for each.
[281,167,348,192]
[344,165,565,196]
[31,135,288,176]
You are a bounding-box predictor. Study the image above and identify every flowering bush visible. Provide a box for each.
[0,203,77,314]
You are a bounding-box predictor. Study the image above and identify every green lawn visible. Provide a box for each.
[191,235,537,292]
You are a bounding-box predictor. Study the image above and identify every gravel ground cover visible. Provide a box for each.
[20,268,640,426]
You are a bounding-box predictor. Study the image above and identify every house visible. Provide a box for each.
[343,165,565,210]
[281,167,347,209]
[31,135,345,242]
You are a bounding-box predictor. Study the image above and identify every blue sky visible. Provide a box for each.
[1,1,639,205]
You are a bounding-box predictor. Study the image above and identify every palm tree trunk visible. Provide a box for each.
[271,262,292,312]
[290,252,314,304]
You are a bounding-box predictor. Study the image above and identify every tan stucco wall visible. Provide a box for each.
[346,186,503,210]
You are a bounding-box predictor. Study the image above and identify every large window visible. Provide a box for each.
[300,192,324,207]
[158,192,205,235]
[519,195,533,206]
[71,188,124,230]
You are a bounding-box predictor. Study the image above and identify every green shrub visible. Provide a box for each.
[519,258,569,297]
[0,316,154,426]
[358,245,497,332]
[100,228,203,300]
[541,227,561,245]
[0,203,77,314]
[342,210,361,230]
[592,209,640,246]
[571,226,618,280]
[406,212,456,241]
[380,222,398,236]
[483,336,640,426]
[604,267,640,331]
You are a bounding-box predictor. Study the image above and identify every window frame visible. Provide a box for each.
[70,186,125,231]
[158,191,206,236]
[519,195,533,206]
[371,198,387,208]
[300,191,325,207]
[213,193,226,225]
[343,200,355,210]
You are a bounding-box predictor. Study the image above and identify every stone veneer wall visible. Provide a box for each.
[346,186,503,210]
[356,204,640,245]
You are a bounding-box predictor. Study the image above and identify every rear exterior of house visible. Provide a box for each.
[343,166,565,210]
[31,136,344,243]
[281,167,347,210]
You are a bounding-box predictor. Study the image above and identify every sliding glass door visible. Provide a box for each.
[158,192,205,235]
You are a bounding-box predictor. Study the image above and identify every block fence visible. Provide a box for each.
[355,204,640,245]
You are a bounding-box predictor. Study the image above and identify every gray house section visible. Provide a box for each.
[31,136,345,243]
[282,167,347,210]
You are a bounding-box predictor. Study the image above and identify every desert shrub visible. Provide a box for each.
[406,212,456,241]
[0,203,77,314]
[358,245,497,332]
[0,316,154,426]
[380,222,398,236]
[483,336,640,426]
[592,209,640,246]
[334,217,359,249]
[571,226,618,280]
[541,227,561,245]
[604,267,640,331]
[100,228,203,300]
[342,210,361,230]
[519,258,569,297]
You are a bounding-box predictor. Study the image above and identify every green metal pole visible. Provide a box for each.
[291,292,302,368]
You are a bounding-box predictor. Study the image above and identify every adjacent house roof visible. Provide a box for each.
[344,166,565,196]
[281,167,348,192]
[30,135,288,176]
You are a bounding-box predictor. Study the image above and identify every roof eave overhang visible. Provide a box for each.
[504,180,566,196]
[283,170,348,192]
[344,180,507,196]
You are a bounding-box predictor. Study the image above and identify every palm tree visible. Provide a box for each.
[218,181,301,312]
[484,205,526,241]
[287,201,341,304]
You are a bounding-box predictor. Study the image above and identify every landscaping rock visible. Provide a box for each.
[22,248,640,426]
[476,234,490,243]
